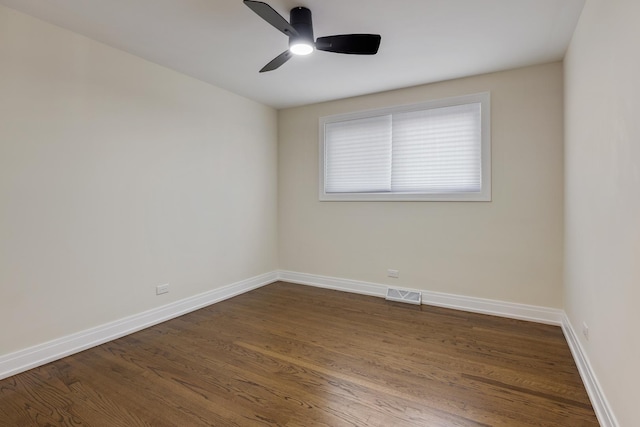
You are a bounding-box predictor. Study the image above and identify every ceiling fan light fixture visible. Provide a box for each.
[290,41,313,55]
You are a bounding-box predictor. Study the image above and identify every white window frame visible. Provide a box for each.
[319,92,491,201]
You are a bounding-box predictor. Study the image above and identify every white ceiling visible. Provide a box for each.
[0,0,585,109]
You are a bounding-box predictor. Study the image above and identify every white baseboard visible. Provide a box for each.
[420,289,564,325]
[278,270,388,298]
[561,314,619,427]
[0,271,278,381]
[277,270,563,325]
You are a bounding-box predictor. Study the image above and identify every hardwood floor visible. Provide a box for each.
[0,282,598,426]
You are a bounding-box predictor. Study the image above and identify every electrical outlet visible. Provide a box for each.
[582,322,589,341]
[156,284,169,295]
[387,269,399,278]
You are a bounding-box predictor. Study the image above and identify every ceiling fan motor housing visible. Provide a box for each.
[289,7,314,47]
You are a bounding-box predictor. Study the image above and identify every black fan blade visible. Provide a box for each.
[315,34,381,55]
[260,50,293,73]
[244,0,298,37]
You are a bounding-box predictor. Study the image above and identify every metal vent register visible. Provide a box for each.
[385,288,422,305]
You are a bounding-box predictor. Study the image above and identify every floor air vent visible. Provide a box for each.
[386,288,422,305]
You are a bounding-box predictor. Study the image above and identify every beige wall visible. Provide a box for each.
[279,62,564,308]
[564,0,640,425]
[0,5,278,354]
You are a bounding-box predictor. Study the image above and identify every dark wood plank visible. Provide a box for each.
[0,282,599,426]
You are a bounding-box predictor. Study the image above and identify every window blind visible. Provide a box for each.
[324,115,392,193]
[324,102,482,194]
[391,103,482,193]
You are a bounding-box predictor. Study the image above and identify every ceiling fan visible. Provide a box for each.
[243,0,382,72]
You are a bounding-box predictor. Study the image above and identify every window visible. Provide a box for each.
[319,92,491,201]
